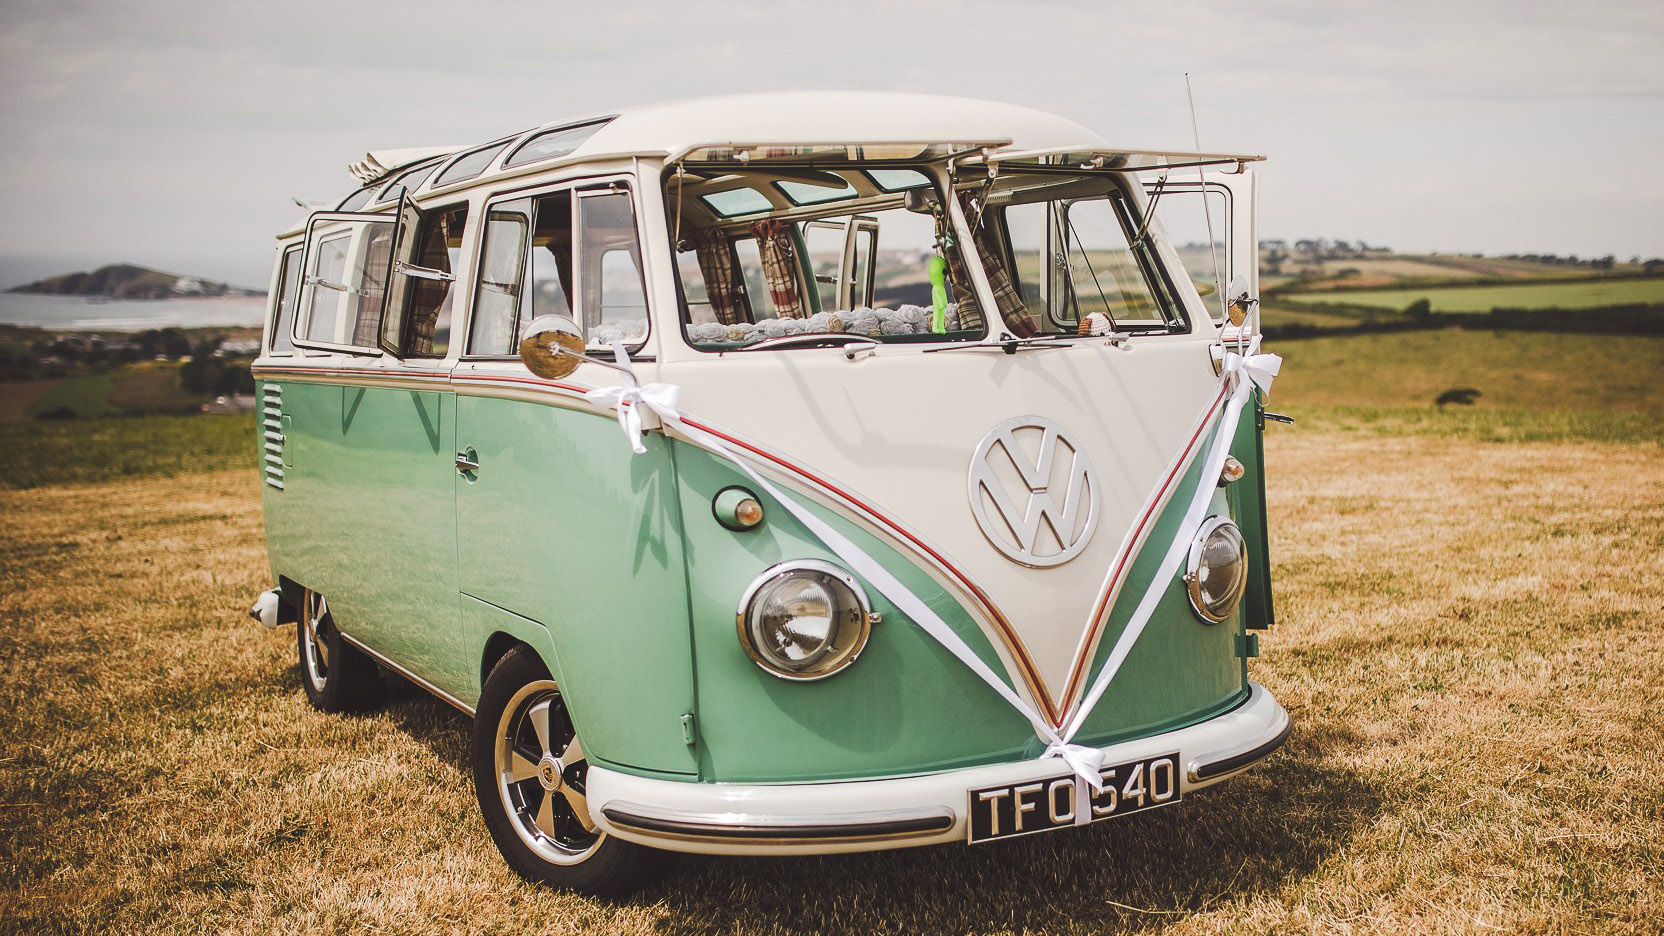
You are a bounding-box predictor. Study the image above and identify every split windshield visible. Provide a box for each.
[665,164,1186,351]
[667,167,987,349]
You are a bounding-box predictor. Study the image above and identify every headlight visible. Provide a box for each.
[736,560,873,680]
[1185,516,1248,623]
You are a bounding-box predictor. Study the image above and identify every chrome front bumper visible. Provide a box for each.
[587,682,1291,856]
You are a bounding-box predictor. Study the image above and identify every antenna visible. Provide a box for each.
[1185,74,1228,324]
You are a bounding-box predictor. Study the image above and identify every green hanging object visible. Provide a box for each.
[929,253,949,334]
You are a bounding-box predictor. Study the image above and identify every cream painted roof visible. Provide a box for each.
[556,91,1106,161]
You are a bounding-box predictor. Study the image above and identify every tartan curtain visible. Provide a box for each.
[749,219,806,319]
[959,194,1037,337]
[691,230,743,325]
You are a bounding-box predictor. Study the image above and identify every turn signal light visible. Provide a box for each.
[713,486,765,531]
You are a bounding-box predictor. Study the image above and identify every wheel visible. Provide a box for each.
[296,588,383,712]
[472,646,665,897]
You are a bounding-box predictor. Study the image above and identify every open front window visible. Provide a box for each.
[965,171,1187,335]
[666,166,988,349]
[382,203,469,357]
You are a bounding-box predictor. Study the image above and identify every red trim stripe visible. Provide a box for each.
[1057,384,1229,721]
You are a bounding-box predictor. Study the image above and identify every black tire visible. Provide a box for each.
[295,587,383,713]
[472,645,665,898]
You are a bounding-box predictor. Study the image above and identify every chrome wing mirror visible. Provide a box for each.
[519,315,587,379]
[1225,273,1256,327]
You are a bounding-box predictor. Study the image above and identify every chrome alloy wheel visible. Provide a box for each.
[494,681,601,865]
[300,589,331,694]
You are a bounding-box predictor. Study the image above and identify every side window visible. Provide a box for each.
[730,236,776,320]
[1146,184,1233,321]
[576,189,648,348]
[673,245,715,324]
[1002,201,1052,325]
[387,205,468,357]
[269,246,301,353]
[849,222,876,308]
[530,191,574,323]
[465,190,575,355]
[295,215,396,351]
[468,199,530,356]
[801,221,845,312]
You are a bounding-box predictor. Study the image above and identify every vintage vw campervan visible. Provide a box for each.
[250,92,1289,896]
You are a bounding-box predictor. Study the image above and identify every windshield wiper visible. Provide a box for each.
[735,332,880,353]
[923,333,1078,355]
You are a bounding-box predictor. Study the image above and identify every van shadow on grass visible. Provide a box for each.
[645,728,1379,935]
[369,677,1379,936]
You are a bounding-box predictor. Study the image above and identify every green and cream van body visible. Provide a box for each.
[252,92,1289,893]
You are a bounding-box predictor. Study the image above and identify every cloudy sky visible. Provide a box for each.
[1,0,1660,289]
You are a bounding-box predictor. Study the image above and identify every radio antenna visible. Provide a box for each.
[1186,73,1228,323]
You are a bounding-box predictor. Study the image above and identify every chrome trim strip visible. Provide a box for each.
[601,803,954,846]
[337,631,476,717]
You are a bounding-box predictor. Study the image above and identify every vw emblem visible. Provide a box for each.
[968,417,1100,568]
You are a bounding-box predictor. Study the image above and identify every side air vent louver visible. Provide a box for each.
[262,384,285,490]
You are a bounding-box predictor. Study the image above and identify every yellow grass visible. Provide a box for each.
[3,419,1661,933]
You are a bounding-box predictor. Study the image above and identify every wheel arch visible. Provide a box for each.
[482,631,540,689]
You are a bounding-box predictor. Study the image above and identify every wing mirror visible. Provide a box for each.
[519,315,586,379]
[1225,273,1256,327]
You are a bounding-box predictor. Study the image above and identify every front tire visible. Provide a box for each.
[471,646,664,897]
[296,588,383,712]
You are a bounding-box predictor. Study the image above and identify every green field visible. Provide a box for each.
[25,372,118,419]
[3,330,1662,933]
[0,413,258,488]
[1268,329,1664,444]
[1283,277,1664,313]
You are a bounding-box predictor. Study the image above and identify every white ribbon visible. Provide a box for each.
[579,340,1279,800]
[1064,340,1281,740]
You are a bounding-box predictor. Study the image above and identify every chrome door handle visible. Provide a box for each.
[455,449,480,474]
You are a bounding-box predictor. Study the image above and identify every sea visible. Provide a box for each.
[0,293,266,332]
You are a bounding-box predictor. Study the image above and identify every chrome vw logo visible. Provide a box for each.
[968,416,1100,568]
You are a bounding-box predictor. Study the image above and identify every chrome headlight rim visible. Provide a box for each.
[1185,515,1249,624]
[735,559,874,682]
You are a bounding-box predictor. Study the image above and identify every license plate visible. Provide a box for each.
[967,752,1181,844]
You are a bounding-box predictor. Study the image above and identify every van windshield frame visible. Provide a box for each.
[663,162,995,354]
[951,167,1194,338]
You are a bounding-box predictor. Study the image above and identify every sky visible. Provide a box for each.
[1,0,1660,290]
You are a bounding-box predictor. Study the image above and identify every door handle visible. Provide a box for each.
[455,448,480,474]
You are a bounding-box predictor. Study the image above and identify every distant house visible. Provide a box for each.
[202,394,257,415]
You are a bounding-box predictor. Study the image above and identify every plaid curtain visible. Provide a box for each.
[749,219,806,319]
[691,230,743,325]
[945,248,985,331]
[355,226,393,347]
[959,195,1036,337]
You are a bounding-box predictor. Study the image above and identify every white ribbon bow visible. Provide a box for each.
[582,382,681,455]
[577,340,1279,798]
[1220,338,1282,398]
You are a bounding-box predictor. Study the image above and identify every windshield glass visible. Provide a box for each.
[953,170,1188,336]
[666,166,990,350]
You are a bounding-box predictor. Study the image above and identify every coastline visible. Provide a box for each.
[0,293,266,331]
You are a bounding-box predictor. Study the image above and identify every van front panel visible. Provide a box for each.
[454,390,700,777]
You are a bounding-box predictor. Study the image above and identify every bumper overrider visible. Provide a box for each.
[588,682,1290,855]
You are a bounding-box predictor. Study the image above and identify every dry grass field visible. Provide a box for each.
[3,332,1662,934]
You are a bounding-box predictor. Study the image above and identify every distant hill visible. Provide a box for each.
[7,264,261,300]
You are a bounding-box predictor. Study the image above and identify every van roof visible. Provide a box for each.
[355,92,1103,189]
[560,91,1104,163]
[294,92,1255,238]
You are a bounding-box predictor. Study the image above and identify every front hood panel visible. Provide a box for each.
[658,336,1223,726]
